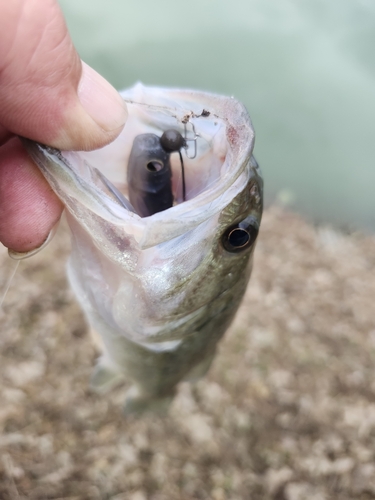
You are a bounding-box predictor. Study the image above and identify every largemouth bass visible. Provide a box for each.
[23,84,263,413]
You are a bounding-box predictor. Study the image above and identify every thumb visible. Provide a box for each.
[0,0,127,151]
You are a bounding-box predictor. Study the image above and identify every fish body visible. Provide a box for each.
[23,84,263,413]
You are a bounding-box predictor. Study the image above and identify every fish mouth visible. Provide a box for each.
[78,85,250,208]
[22,84,255,249]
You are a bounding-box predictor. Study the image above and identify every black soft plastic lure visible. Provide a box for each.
[127,130,186,217]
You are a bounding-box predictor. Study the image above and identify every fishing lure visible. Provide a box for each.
[127,130,182,217]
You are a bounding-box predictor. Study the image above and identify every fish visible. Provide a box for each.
[22,83,263,414]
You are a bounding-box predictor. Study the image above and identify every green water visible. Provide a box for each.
[59,0,375,231]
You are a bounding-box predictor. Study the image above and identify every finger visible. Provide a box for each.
[0,137,63,252]
[0,125,11,146]
[0,0,127,151]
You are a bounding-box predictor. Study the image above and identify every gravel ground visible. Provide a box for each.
[1,207,375,500]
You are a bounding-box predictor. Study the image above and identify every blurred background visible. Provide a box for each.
[59,0,375,232]
[1,3,375,497]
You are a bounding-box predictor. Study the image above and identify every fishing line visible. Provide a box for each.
[0,259,20,310]
[178,150,186,202]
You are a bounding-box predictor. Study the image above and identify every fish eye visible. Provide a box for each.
[160,129,186,152]
[146,160,164,172]
[222,216,259,253]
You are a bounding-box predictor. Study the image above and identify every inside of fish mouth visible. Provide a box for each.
[89,104,227,218]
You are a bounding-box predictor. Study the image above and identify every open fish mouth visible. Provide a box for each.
[21,84,263,413]
[23,84,258,250]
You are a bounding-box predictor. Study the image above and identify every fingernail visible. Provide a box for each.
[78,62,127,132]
[8,222,59,260]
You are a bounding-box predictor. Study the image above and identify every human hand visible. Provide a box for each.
[0,0,127,254]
